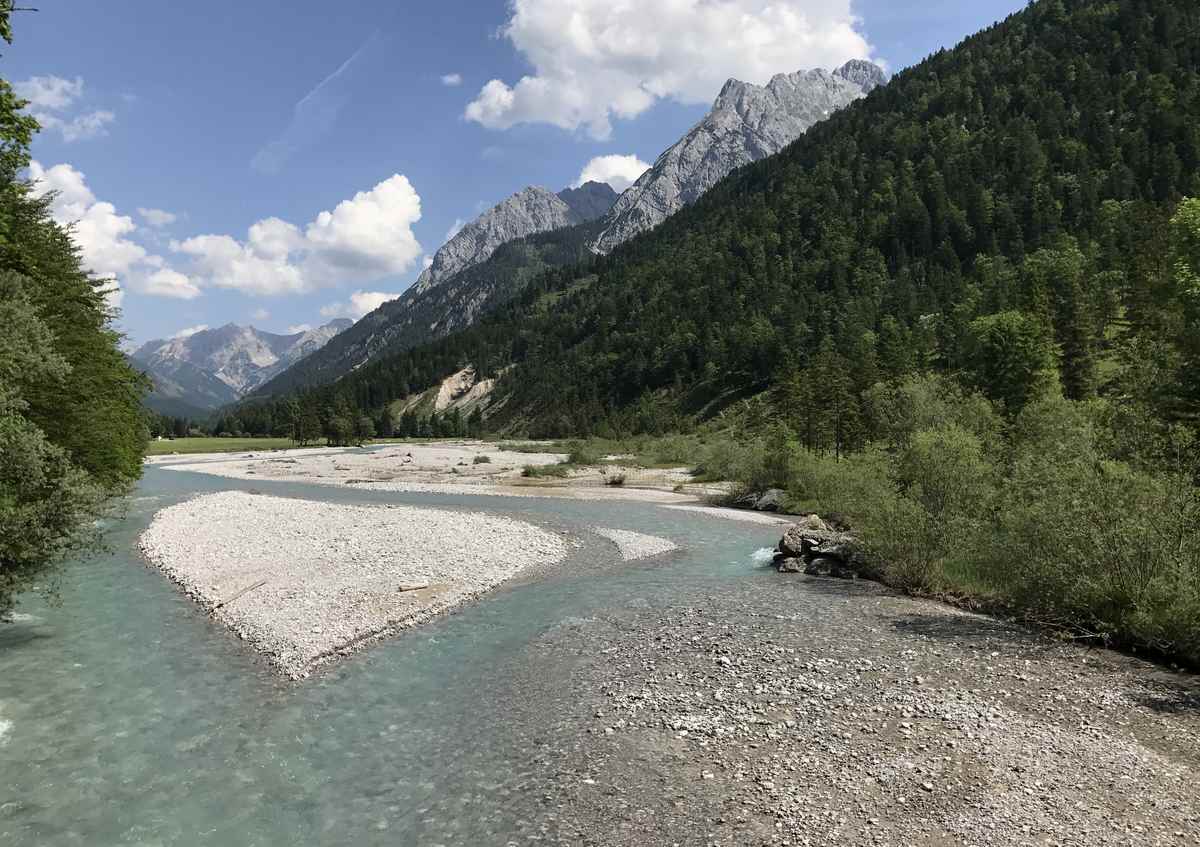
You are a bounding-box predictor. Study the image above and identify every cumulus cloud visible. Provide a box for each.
[252,308,271,321]
[173,174,423,297]
[441,73,463,87]
[252,32,385,174]
[16,75,115,142]
[172,324,209,338]
[14,75,84,110]
[444,218,465,243]
[465,0,874,139]
[27,161,198,301]
[319,290,400,320]
[575,154,651,192]
[138,207,178,228]
[286,324,313,334]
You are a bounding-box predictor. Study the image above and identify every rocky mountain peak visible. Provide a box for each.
[412,180,618,295]
[591,60,887,254]
[835,59,888,93]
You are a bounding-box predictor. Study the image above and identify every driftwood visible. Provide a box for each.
[397,583,431,593]
[214,579,267,610]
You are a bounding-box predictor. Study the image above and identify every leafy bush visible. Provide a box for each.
[522,463,570,478]
[473,454,492,464]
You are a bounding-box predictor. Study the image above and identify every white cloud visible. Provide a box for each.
[319,290,400,320]
[444,218,465,243]
[422,254,434,269]
[441,73,463,87]
[252,308,271,321]
[172,324,209,338]
[252,32,385,174]
[14,75,84,110]
[16,75,115,143]
[138,207,178,228]
[465,0,874,139]
[27,161,198,300]
[575,154,651,193]
[286,324,313,334]
[173,174,423,297]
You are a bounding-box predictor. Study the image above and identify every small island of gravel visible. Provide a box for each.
[139,491,568,678]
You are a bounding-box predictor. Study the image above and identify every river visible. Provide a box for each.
[0,461,782,845]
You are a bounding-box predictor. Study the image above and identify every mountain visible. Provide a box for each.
[255,65,881,398]
[411,182,616,295]
[232,0,1200,440]
[134,319,351,414]
[252,223,600,397]
[590,59,887,254]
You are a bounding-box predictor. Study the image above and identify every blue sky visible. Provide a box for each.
[7,0,1025,346]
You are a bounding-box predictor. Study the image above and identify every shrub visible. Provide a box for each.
[473,454,492,464]
[522,463,569,478]
[606,473,627,487]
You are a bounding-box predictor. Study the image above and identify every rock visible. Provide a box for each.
[591,61,887,254]
[754,489,787,512]
[795,514,831,532]
[777,558,805,574]
[804,557,840,577]
[414,183,617,295]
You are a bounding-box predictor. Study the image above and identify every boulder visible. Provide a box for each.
[778,526,846,558]
[777,557,805,574]
[754,489,787,512]
[804,557,839,577]
[794,513,831,532]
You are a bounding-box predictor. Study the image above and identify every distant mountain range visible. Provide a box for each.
[132,320,351,417]
[250,60,886,399]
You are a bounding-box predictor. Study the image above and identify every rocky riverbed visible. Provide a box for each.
[500,575,1200,845]
[138,491,568,678]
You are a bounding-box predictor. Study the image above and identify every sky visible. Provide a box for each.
[7,0,1026,347]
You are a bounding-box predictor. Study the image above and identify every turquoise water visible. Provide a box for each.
[0,463,780,845]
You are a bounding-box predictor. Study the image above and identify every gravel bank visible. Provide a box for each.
[514,578,1200,845]
[594,528,679,561]
[139,491,568,678]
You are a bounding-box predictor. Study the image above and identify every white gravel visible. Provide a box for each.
[593,528,679,561]
[139,491,567,678]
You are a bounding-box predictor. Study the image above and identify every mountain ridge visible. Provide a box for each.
[134,319,352,414]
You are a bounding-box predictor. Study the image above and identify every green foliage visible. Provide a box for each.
[521,463,569,479]
[962,311,1056,414]
[0,15,148,615]
[472,454,492,465]
[712,376,1200,665]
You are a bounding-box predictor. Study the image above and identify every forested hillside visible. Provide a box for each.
[0,12,149,614]
[237,0,1199,446]
[253,221,602,398]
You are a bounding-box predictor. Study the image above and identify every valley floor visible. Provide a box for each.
[127,441,1200,844]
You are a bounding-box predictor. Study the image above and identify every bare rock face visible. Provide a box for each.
[412,182,617,295]
[591,60,887,254]
[132,319,352,412]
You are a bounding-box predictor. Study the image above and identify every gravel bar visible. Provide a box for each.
[138,491,568,678]
[593,528,679,561]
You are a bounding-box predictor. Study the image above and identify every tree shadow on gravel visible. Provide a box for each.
[888,611,1051,651]
[1130,678,1200,715]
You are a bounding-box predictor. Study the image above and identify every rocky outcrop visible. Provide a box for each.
[775,516,867,579]
[412,182,617,295]
[591,60,887,254]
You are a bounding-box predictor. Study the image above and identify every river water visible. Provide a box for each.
[0,460,780,845]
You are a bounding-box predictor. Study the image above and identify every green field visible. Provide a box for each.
[145,437,302,456]
[144,436,482,457]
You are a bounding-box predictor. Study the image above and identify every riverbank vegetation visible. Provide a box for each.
[0,12,149,615]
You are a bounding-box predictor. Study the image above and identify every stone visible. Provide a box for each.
[754,489,787,512]
[777,558,805,574]
[591,61,887,254]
